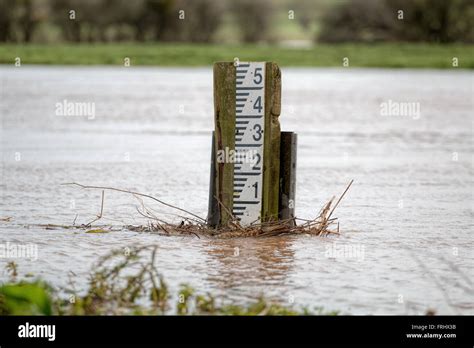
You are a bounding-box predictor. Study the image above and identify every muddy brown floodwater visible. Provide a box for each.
[0,66,473,314]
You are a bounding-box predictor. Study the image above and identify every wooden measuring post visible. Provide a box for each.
[210,61,281,226]
[207,131,220,227]
[279,132,297,224]
[263,62,282,222]
[212,62,236,226]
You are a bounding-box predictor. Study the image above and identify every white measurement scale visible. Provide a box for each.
[232,62,265,225]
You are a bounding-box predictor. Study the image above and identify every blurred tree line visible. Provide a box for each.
[0,0,472,44]
[319,0,473,43]
[0,0,226,42]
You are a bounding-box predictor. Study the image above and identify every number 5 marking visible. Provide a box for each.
[253,67,263,85]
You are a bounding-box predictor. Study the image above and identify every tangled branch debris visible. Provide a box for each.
[61,180,354,239]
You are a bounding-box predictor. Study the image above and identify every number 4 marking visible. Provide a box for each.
[253,96,262,113]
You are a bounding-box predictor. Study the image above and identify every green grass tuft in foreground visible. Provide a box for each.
[0,248,338,316]
[0,43,472,68]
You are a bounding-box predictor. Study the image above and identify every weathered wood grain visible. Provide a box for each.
[262,62,281,222]
[207,131,219,227]
[279,132,297,225]
[213,62,236,225]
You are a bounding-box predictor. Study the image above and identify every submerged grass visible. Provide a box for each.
[0,247,337,316]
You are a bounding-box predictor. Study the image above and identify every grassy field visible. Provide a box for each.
[0,43,473,68]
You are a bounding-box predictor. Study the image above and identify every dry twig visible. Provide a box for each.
[62,180,354,239]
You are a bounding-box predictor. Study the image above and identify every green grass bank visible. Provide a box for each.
[0,43,473,68]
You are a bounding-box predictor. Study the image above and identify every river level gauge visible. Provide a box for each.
[232,62,265,224]
[208,61,296,228]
